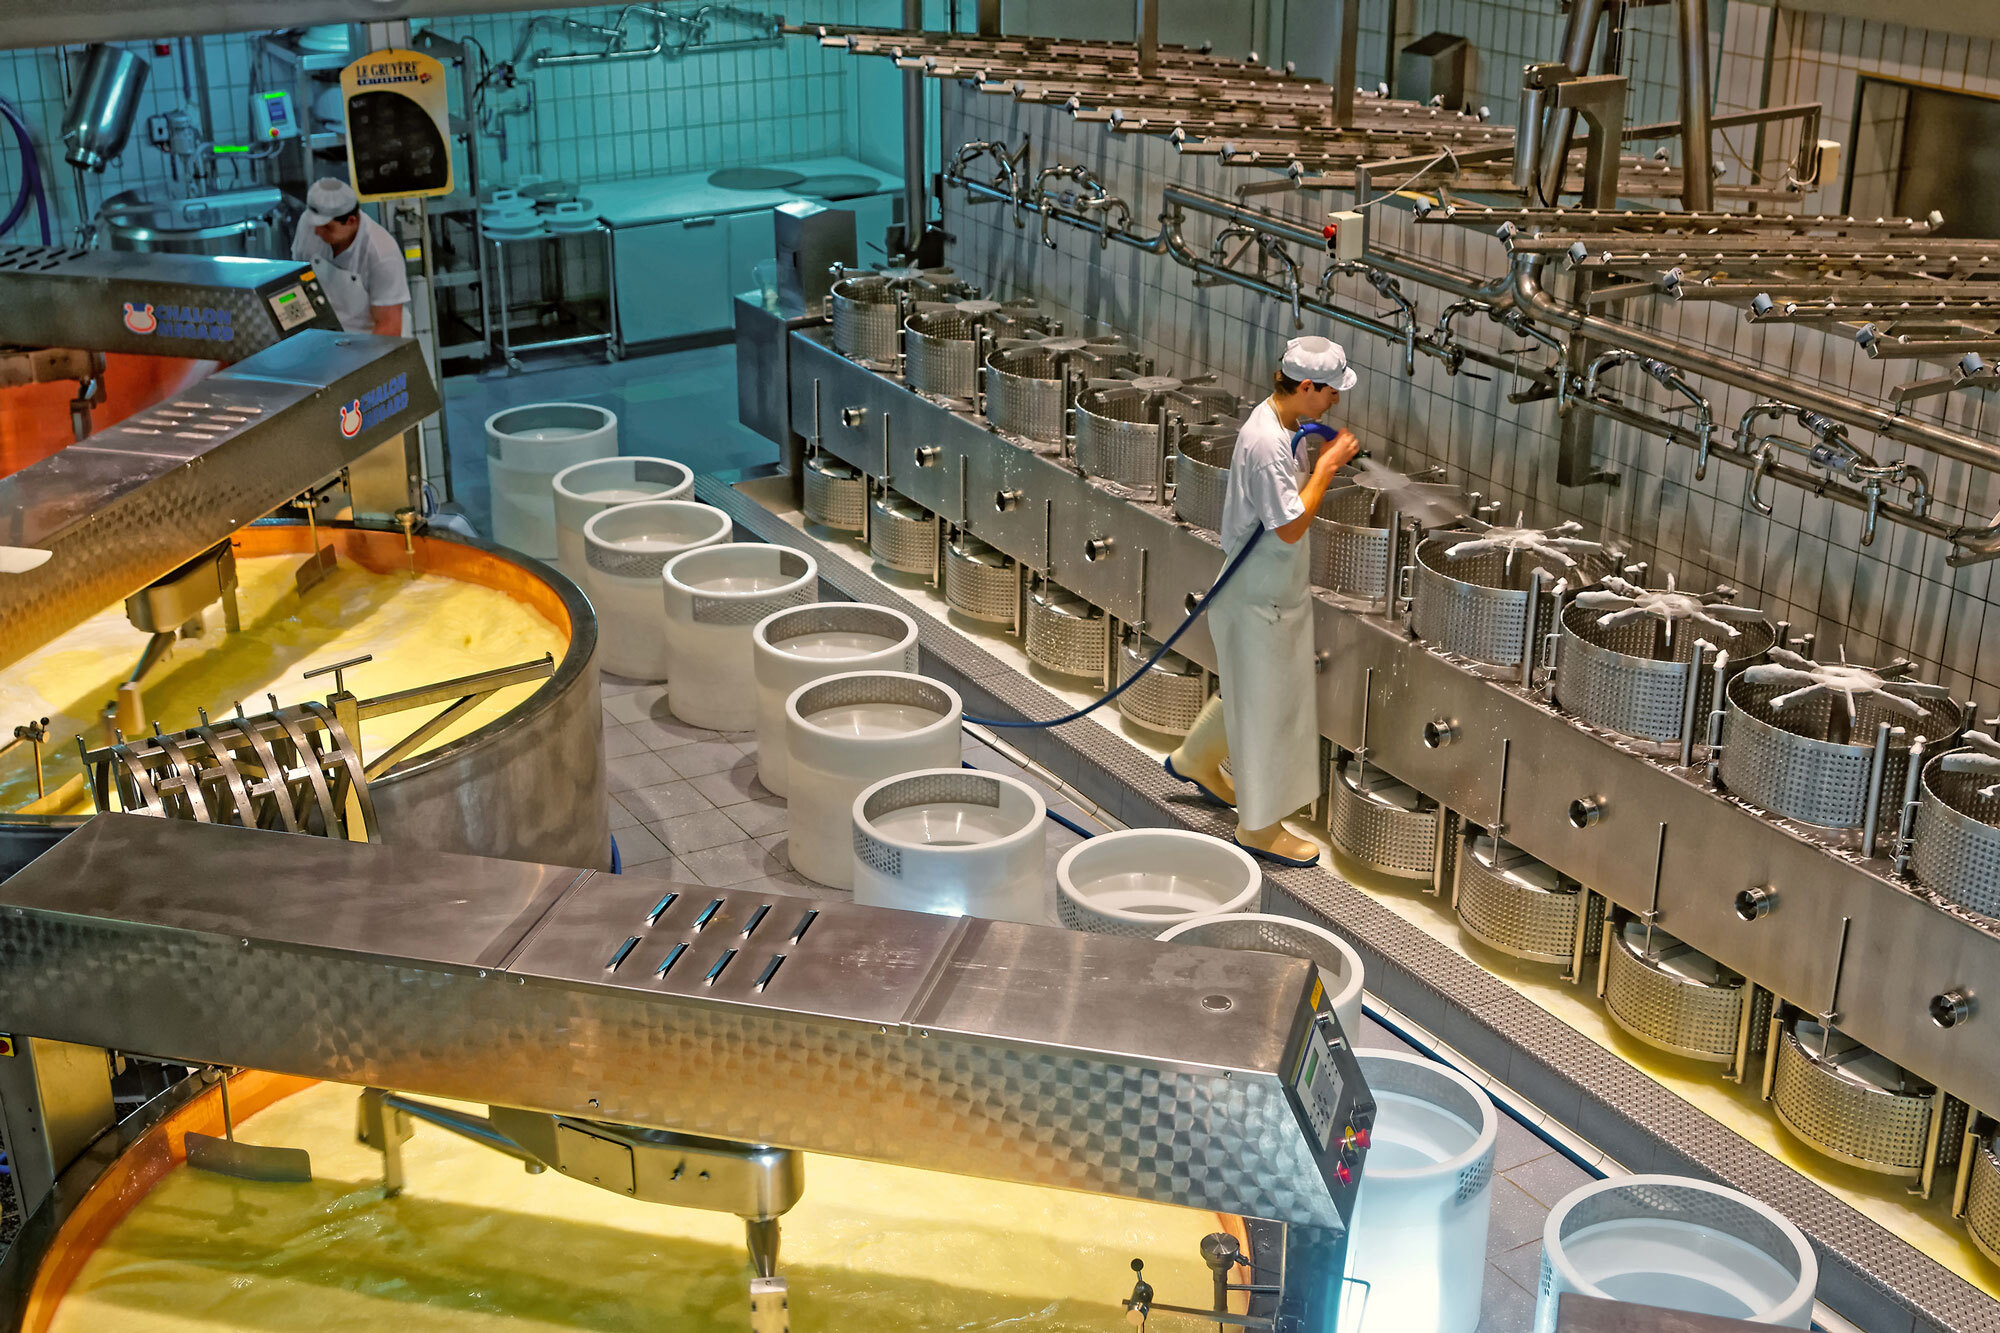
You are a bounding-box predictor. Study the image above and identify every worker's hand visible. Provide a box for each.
[1314,428,1362,479]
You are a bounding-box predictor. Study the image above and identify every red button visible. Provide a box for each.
[1336,1161,1352,1186]
[1355,1127,1371,1150]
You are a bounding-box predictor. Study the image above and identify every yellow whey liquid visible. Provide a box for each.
[47,1081,1225,1332]
[1,552,566,813]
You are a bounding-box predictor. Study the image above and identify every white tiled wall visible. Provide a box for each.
[937,3,2000,704]
[0,3,896,243]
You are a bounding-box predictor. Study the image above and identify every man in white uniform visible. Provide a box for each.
[291,178,410,336]
[1166,336,1360,866]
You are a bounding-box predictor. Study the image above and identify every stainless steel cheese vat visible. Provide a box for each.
[1074,378,1237,496]
[1025,583,1109,679]
[869,491,938,576]
[1772,1020,1942,1179]
[1328,755,1440,881]
[1602,920,1759,1064]
[802,454,867,531]
[1115,630,1209,737]
[1556,600,1776,746]
[943,534,1019,625]
[1720,674,1962,836]
[1910,748,2000,919]
[1455,832,1599,968]
[1410,532,1605,671]
[984,336,1142,446]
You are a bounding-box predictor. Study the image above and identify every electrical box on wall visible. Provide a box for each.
[249,90,298,141]
[1324,210,1364,261]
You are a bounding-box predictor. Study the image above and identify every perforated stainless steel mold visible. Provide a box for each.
[1602,921,1754,1064]
[1074,381,1236,495]
[983,338,1142,445]
[1721,676,1963,833]
[869,492,938,576]
[1409,533,1599,669]
[943,535,1018,624]
[1555,602,1776,745]
[1026,584,1108,679]
[1115,632,1209,736]
[802,454,866,531]
[1965,1134,2000,1267]
[1911,750,2000,919]
[1455,833,1598,966]
[1772,1020,1935,1178]
[904,309,983,401]
[1173,436,1233,533]
[1328,756,1438,880]
[830,276,918,364]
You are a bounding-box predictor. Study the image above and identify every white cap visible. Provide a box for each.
[302,178,360,227]
[1279,335,1358,391]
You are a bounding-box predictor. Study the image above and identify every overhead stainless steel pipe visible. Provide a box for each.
[902,0,927,257]
[1678,0,1715,211]
[1510,254,2000,477]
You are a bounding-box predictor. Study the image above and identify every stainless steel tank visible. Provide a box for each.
[0,521,609,877]
[61,43,149,171]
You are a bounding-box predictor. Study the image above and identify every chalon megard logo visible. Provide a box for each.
[339,400,364,438]
[122,302,157,334]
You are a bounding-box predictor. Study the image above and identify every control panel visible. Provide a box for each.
[1283,982,1374,1216]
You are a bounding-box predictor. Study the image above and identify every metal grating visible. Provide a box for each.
[1601,923,1745,1063]
[1408,537,1552,668]
[1074,405,1166,493]
[1173,437,1232,533]
[904,312,980,400]
[1456,1155,1493,1205]
[852,825,903,879]
[1912,755,2000,919]
[830,278,913,363]
[870,494,938,575]
[1772,1024,1933,1178]
[1721,679,1961,831]
[1328,761,1436,879]
[794,672,954,720]
[984,352,1067,443]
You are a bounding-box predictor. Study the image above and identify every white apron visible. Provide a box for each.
[1210,523,1319,830]
[313,258,372,333]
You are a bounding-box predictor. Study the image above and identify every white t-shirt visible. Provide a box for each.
[291,211,411,334]
[1218,399,1306,558]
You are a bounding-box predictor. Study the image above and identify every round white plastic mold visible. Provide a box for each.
[551,455,693,580]
[485,402,618,557]
[1157,912,1365,1041]
[581,501,731,680]
[785,671,963,890]
[752,602,919,797]
[850,767,1047,923]
[1054,830,1260,937]
[1342,1049,1498,1333]
[1534,1175,1817,1331]
[661,543,819,730]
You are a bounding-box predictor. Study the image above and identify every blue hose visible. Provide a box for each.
[0,96,51,245]
[962,527,1263,729]
[960,759,1099,839]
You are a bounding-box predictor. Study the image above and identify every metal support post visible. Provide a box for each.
[0,1038,114,1222]
[901,0,927,260]
[1135,0,1158,77]
[1551,73,1628,490]
[1330,0,1359,127]
[1677,0,1715,212]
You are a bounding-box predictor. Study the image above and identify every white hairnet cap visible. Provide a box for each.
[1279,336,1358,391]
[302,178,360,227]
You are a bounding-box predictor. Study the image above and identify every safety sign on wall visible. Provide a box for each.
[340,48,454,201]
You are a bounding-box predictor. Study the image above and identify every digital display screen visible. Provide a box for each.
[1293,1018,1344,1153]
[268,284,319,330]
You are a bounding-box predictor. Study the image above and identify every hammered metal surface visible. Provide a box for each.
[1116,639,1208,736]
[1027,588,1108,677]
[1722,679,1961,831]
[1913,756,2000,919]
[869,494,938,574]
[802,457,866,531]
[1772,1025,1933,1177]
[1455,838,1588,965]
[1328,762,1437,879]
[0,818,1344,1227]
[1601,924,1745,1063]
[944,539,1018,623]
